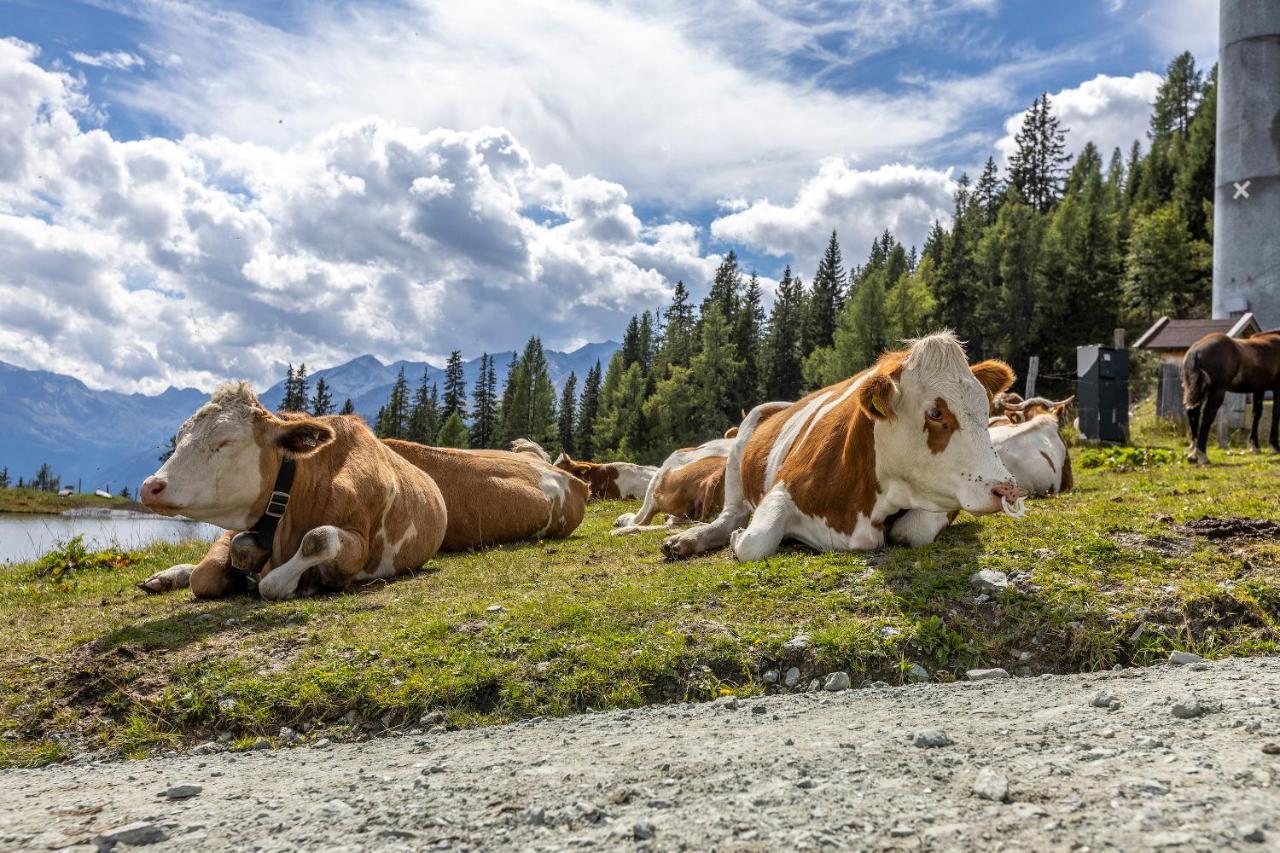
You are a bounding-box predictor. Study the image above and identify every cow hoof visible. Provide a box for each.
[1186,450,1209,465]
[661,534,696,561]
[137,563,195,594]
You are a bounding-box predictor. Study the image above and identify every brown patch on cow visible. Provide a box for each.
[924,397,959,454]
[739,402,799,506]
[1038,450,1057,473]
[1059,450,1074,493]
[650,455,727,522]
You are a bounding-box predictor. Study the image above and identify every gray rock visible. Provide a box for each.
[970,569,1009,594]
[160,783,202,799]
[523,806,546,826]
[1171,697,1204,719]
[889,825,916,837]
[784,667,801,689]
[1121,778,1170,796]
[419,711,445,727]
[906,664,930,683]
[313,738,332,749]
[1238,824,1266,843]
[782,633,811,653]
[486,604,506,613]
[1168,650,1205,665]
[914,728,952,748]
[762,668,779,684]
[966,668,1010,681]
[190,741,220,755]
[278,726,298,743]
[1134,735,1165,750]
[972,768,1009,802]
[93,822,167,850]
[249,737,271,751]
[1090,692,1121,710]
[633,822,655,840]
[823,672,850,692]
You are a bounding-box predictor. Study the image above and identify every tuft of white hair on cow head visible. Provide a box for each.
[860,333,1022,517]
[140,383,336,530]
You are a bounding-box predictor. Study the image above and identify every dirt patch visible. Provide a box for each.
[1181,516,1280,542]
[1111,531,1194,557]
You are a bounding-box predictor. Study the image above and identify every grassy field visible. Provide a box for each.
[0,487,144,515]
[2,428,1278,768]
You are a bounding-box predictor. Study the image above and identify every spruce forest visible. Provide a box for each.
[282,52,1215,466]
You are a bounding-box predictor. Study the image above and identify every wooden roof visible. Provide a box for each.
[1133,314,1262,351]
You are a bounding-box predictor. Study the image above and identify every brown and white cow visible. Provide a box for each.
[138,382,447,600]
[988,395,1074,496]
[386,440,587,549]
[553,452,657,501]
[661,333,1024,561]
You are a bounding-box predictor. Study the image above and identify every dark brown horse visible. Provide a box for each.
[1182,330,1280,463]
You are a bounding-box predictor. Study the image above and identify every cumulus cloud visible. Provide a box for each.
[108,0,1056,205]
[0,39,712,393]
[995,71,1163,164]
[711,160,956,263]
[69,50,146,70]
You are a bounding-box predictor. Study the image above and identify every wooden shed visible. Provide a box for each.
[1134,313,1262,430]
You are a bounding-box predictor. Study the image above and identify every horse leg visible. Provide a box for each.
[1249,392,1264,452]
[1193,387,1226,465]
[1186,403,1202,455]
[1270,386,1280,452]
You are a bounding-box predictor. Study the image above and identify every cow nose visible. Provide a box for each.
[140,477,167,505]
[991,481,1025,500]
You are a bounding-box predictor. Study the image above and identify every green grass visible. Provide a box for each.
[2,430,1278,768]
[0,487,142,515]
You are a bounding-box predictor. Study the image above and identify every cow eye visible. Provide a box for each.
[927,407,944,422]
[213,440,232,452]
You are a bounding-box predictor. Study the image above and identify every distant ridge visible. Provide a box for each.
[0,341,619,495]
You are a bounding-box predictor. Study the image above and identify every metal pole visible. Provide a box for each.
[1214,0,1280,327]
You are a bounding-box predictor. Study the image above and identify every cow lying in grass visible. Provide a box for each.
[988,395,1075,496]
[662,333,1025,561]
[553,452,658,500]
[139,386,586,599]
[611,426,761,535]
[138,382,447,600]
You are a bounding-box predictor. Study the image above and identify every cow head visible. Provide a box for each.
[858,333,1021,515]
[140,382,335,529]
[554,452,595,479]
[995,394,1074,424]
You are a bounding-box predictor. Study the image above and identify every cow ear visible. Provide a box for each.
[970,359,1015,398]
[276,419,336,458]
[858,373,898,420]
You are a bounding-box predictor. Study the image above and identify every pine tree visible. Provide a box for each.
[407,369,441,444]
[499,338,557,446]
[310,377,334,416]
[803,230,846,354]
[33,463,59,493]
[620,315,644,368]
[733,271,765,409]
[339,398,355,415]
[637,311,655,373]
[442,351,467,420]
[973,156,1004,223]
[1151,51,1204,144]
[558,371,577,456]
[0,466,9,489]
[688,303,743,437]
[282,364,296,411]
[436,412,470,448]
[119,484,131,499]
[661,281,696,369]
[159,435,176,463]
[763,265,805,400]
[376,367,411,439]
[1173,63,1216,242]
[703,251,742,320]
[470,353,498,448]
[1008,93,1072,213]
[575,360,601,459]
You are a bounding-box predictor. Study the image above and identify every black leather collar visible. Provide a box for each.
[247,457,295,551]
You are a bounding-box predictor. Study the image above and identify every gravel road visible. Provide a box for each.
[3,656,1278,851]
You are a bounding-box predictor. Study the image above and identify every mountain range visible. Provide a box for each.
[0,342,617,496]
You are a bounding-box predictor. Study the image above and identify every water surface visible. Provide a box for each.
[0,509,221,564]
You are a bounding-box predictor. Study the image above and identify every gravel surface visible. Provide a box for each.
[2,657,1279,851]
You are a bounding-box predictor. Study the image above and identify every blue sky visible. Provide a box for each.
[0,0,1217,391]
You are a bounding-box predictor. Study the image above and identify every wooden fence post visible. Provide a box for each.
[1025,356,1039,398]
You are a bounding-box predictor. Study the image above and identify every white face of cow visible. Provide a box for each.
[862,335,1020,515]
[140,382,334,530]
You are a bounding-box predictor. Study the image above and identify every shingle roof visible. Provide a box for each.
[1133,314,1262,350]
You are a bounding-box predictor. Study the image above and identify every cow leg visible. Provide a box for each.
[661,503,750,559]
[138,531,235,597]
[729,487,793,562]
[1186,403,1202,456]
[886,510,953,547]
[1192,387,1225,464]
[258,526,367,601]
[1249,393,1264,452]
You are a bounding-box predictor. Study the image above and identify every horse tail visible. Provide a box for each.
[1181,351,1210,410]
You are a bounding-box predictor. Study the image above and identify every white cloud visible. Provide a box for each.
[710,160,956,264]
[995,71,1163,165]
[1132,0,1218,65]
[69,50,147,70]
[0,39,712,393]
[108,0,1049,206]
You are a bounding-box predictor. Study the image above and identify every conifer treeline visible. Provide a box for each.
[286,52,1213,465]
